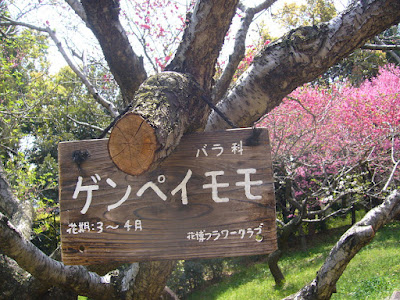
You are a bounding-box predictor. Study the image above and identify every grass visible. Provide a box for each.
[332,222,400,300]
[187,221,400,300]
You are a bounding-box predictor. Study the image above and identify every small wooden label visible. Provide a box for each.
[59,128,277,265]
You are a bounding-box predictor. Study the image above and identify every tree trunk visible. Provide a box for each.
[268,250,285,287]
[166,0,239,91]
[80,0,147,105]
[298,225,307,252]
[267,216,302,285]
[130,261,176,300]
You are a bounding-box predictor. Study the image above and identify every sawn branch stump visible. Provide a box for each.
[108,113,157,175]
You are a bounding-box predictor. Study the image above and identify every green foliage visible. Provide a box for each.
[318,26,400,86]
[23,66,112,254]
[0,27,49,159]
[319,48,388,86]
[4,152,38,201]
[1,12,114,254]
[27,67,112,162]
[380,25,400,65]
[273,0,336,30]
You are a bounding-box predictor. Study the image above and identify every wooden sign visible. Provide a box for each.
[59,128,277,265]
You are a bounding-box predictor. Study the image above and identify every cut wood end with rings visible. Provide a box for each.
[108,113,157,176]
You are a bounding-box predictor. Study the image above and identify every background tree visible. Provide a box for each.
[273,0,336,29]
[259,65,400,285]
[0,0,400,299]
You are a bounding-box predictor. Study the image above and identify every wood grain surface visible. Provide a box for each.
[108,113,157,175]
[59,128,277,265]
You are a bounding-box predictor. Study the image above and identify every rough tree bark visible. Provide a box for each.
[165,0,240,91]
[1,0,400,299]
[108,72,208,175]
[268,249,285,287]
[80,0,147,105]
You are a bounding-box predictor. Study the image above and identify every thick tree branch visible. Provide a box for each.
[206,0,400,130]
[268,249,285,286]
[165,0,239,90]
[80,0,147,105]
[65,0,88,24]
[0,256,38,299]
[284,190,400,299]
[0,163,33,240]
[0,164,19,219]
[1,164,37,298]
[212,0,277,103]
[0,212,118,300]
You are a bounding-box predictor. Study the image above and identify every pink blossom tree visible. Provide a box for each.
[260,65,400,285]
